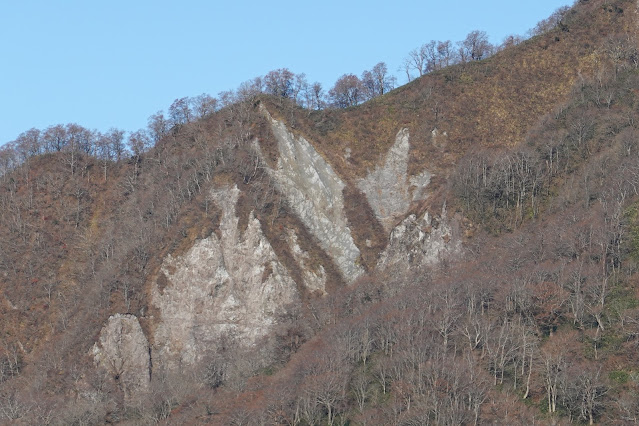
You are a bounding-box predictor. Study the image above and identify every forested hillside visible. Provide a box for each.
[2,0,639,424]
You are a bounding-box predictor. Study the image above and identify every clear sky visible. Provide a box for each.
[0,0,572,145]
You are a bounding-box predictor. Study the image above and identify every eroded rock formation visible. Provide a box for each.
[263,111,364,282]
[358,128,432,232]
[150,185,299,368]
[92,314,150,398]
[378,205,461,271]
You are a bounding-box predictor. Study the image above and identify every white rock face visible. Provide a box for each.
[358,129,432,232]
[285,229,327,295]
[378,205,461,270]
[151,185,299,368]
[431,127,448,149]
[410,171,433,203]
[92,314,150,397]
[264,113,364,282]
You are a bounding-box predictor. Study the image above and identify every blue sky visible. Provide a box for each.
[0,0,571,145]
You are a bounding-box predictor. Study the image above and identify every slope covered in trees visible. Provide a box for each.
[2,0,639,424]
[202,64,639,425]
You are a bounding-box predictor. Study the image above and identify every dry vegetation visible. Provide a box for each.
[285,0,631,185]
[2,0,639,424]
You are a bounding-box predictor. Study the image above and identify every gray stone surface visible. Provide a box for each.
[358,129,432,232]
[378,205,461,271]
[263,111,364,282]
[151,185,299,368]
[285,228,327,295]
[92,314,150,398]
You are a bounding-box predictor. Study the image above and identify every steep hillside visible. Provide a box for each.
[281,0,631,180]
[202,64,639,424]
[2,0,639,424]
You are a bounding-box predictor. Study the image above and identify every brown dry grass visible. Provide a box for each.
[272,0,633,185]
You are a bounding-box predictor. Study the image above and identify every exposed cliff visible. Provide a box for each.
[378,205,461,270]
[150,185,299,368]
[358,128,432,232]
[262,110,365,282]
[92,314,150,400]
[2,1,637,423]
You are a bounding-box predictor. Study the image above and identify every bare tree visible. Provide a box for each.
[105,128,126,161]
[169,97,192,126]
[14,128,42,161]
[64,123,90,174]
[350,369,372,413]
[361,62,396,100]
[300,81,326,110]
[329,74,364,108]
[66,123,94,155]
[405,45,429,78]
[499,34,524,51]
[147,111,168,143]
[264,68,296,99]
[529,6,570,37]
[562,365,608,425]
[436,40,456,68]
[190,93,218,119]
[128,129,152,158]
[0,391,30,422]
[95,132,113,181]
[291,72,309,105]
[236,77,263,102]
[42,124,68,152]
[311,82,326,109]
[459,30,493,62]
[604,34,639,76]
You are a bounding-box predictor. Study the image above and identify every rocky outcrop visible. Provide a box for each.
[263,112,364,282]
[285,229,327,295]
[92,314,150,398]
[378,205,461,271]
[358,129,432,232]
[151,185,299,368]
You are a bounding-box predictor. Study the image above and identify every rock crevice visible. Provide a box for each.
[262,111,364,282]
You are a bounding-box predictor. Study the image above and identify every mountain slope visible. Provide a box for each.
[2,0,639,424]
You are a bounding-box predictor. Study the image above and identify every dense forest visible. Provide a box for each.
[2,1,639,425]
